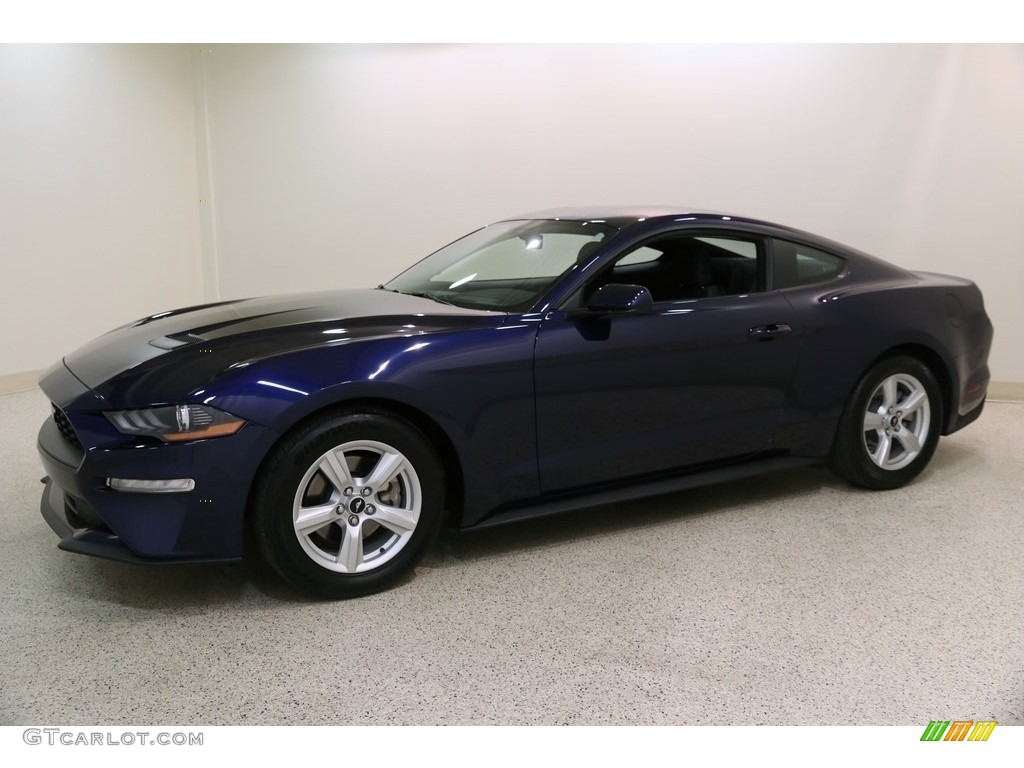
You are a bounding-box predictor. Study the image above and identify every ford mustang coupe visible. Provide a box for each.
[37,207,993,597]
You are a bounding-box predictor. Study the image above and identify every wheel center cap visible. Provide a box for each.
[889,416,901,429]
[349,497,366,514]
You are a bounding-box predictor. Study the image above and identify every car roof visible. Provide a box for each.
[505,205,721,224]
[503,205,804,231]
[501,206,869,257]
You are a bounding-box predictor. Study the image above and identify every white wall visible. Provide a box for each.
[198,44,1023,382]
[0,44,203,378]
[3,45,1022,384]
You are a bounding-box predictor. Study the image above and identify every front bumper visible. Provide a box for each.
[39,474,235,564]
[37,361,280,564]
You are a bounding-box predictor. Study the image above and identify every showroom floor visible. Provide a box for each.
[1,387,1021,726]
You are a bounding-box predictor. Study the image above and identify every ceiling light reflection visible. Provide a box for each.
[449,273,477,288]
[257,380,309,396]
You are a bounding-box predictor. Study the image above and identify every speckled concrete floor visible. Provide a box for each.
[1,387,1020,725]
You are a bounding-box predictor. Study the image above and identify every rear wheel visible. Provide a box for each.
[830,356,942,490]
[252,410,444,598]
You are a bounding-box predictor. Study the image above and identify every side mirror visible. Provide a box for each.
[585,283,654,315]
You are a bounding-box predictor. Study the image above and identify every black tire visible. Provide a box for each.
[830,355,942,490]
[251,409,444,598]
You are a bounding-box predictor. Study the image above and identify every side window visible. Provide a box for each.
[772,239,845,289]
[589,233,762,302]
[615,245,661,266]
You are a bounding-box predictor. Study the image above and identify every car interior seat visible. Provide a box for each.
[712,257,758,294]
[664,244,723,300]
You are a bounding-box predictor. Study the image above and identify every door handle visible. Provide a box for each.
[748,323,792,340]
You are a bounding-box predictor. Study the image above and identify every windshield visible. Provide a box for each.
[382,219,619,312]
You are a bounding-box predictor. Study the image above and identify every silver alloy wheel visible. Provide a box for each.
[861,372,932,471]
[291,439,421,573]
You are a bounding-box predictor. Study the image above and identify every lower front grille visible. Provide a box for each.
[64,493,107,529]
[51,404,82,449]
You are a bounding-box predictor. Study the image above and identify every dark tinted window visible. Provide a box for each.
[772,239,845,289]
[587,233,762,303]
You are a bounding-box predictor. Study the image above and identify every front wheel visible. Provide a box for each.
[830,356,942,490]
[252,410,444,598]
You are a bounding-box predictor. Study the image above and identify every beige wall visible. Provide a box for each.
[0,44,203,377]
[3,44,1022,383]
[199,44,1023,382]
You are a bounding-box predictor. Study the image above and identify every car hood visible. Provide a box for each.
[63,288,504,396]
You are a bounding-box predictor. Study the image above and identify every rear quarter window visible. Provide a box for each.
[772,239,845,289]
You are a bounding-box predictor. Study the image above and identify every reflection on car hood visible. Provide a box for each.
[64,288,503,394]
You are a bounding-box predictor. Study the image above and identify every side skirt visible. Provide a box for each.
[468,455,819,530]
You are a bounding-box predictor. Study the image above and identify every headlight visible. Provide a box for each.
[104,405,245,442]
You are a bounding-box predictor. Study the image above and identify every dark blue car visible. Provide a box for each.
[37,207,993,597]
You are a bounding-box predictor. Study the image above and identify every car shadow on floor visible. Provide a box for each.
[424,430,988,570]
[422,465,845,570]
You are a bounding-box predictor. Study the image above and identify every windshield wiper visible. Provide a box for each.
[380,287,457,307]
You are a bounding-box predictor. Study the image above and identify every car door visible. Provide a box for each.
[533,231,803,493]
